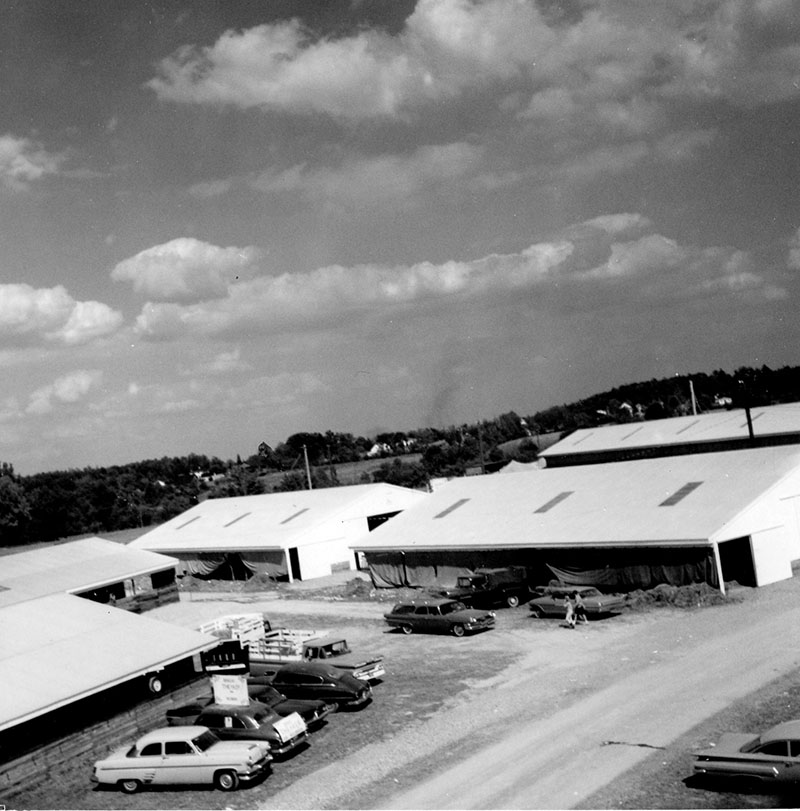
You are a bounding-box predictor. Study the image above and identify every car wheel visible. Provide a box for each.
[506,594,520,608]
[214,770,240,791]
[147,675,163,694]
[119,779,141,794]
[451,624,465,637]
[529,606,544,618]
[400,623,413,635]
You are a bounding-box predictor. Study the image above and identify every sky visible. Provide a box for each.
[2,0,800,475]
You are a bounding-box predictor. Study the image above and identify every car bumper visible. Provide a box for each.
[346,686,373,707]
[271,731,308,757]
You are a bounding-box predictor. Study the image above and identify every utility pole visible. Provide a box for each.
[738,379,755,440]
[303,445,313,490]
[689,379,697,415]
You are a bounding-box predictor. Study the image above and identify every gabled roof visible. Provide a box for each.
[130,483,426,554]
[0,592,216,732]
[353,446,800,551]
[0,536,177,608]
[541,403,800,459]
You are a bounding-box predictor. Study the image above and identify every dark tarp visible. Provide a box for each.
[365,545,718,591]
[177,550,287,580]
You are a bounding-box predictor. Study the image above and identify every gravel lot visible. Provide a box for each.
[8,577,800,810]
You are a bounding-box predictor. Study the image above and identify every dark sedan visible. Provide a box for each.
[692,720,800,785]
[269,662,372,709]
[384,597,496,636]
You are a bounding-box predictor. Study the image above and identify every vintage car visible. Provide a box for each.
[91,725,271,793]
[384,597,496,636]
[301,637,385,682]
[192,702,308,758]
[168,687,333,732]
[692,720,800,785]
[431,567,532,608]
[267,662,373,709]
[527,585,625,619]
[245,680,335,728]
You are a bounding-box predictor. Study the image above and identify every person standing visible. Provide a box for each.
[574,591,588,625]
[564,592,577,629]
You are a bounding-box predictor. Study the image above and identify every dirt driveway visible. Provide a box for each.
[13,578,800,810]
[147,578,800,810]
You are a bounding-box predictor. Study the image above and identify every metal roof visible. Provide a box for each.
[0,537,178,609]
[353,445,800,551]
[541,403,800,458]
[0,593,216,731]
[130,483,427,554]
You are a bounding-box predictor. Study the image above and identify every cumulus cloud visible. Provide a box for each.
[130,214,784,341]
[147,0,800,123]
[251,142,484,203]
[0,284,123,345]
[0,134,62,191]
[111,238,262,302]
[26,370,102,415]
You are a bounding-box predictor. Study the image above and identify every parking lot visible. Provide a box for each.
[7,577,800,809]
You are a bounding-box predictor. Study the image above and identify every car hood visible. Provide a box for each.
[693,733,758,757]
[450,608,493,620]
[211,739,271,757]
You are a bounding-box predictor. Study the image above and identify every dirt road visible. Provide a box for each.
[220,580,800,810]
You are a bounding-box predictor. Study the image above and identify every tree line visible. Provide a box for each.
[1,364,797,547]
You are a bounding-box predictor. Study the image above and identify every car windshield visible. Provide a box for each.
[192,730,219,751]
[251,708,272,724]
[456,577,475,588]
[440,601,466,614]
[580,588,602,597]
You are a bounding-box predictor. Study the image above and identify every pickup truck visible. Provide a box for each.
[432,566,532,608]
[199,614,384,682]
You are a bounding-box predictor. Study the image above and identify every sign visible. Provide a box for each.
[202,640,249,675]
[273,712,307,742]
[211,673,249,706]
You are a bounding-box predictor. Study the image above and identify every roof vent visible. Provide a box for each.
[434,499,470,519]
[534,491,574,513]
[659,481,703,506]
[224,512,251,528]
[280,508,310,525]
[176,516,201,530]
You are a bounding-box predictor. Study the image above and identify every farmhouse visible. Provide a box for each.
[0,538,216,742]
[353,445,800,594]
[130,483,427,581]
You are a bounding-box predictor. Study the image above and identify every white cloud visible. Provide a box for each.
[130,215,785,341]
[0,134,62,191]
[111,237,262,302]
[26,370,102,415]
[0,284,122,345]
[147,0,800,124]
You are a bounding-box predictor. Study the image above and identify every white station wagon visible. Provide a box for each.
[91,725,272,793]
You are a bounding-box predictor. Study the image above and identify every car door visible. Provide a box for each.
[163,739,207,785]
[136,741,165,785]
[413,605,432,632]
[755,739,800,782]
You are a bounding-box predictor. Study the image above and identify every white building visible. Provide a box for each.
[131,483,428,581]
[353,445,800,594]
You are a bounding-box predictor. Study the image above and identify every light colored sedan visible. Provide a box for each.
[693,720,800,785]
[527,585,625,618]
[91,725,272,793]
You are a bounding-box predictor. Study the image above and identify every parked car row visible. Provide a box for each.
[383,581,626,636]
[91,659,377,794]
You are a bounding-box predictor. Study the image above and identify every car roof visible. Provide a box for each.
[137,726,210,744]
[305,636,346,648]
[277,661,342,677]
[762,720,800,741]
[393,597,460,608]
[199,701,271,718]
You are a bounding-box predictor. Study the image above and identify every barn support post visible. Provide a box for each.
[284,549,294,584]
[712,542,726,595]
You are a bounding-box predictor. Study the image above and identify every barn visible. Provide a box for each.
[0,538,216,740]
[130,483,428,581]
[541,403,800,467]
[352,445,800,594]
